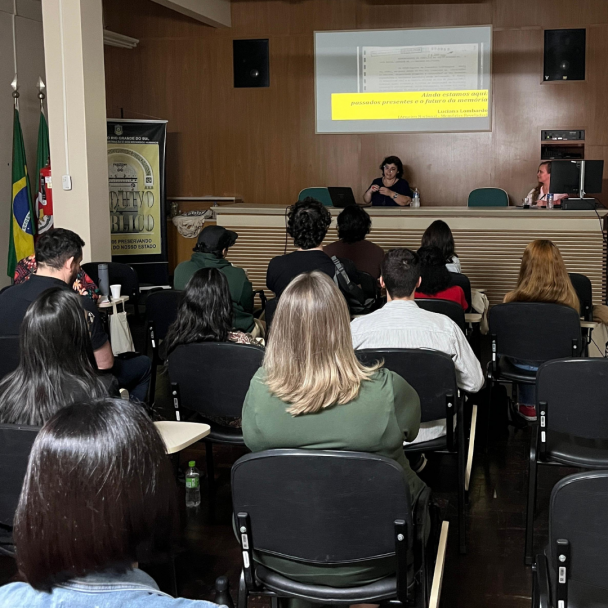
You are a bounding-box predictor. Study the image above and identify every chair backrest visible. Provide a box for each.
[81,262,140,299]
[537,358,608,441]
[448,272,472,311]
[0,336,20,381]
[298,187,333,207]
[467,187,509,207]
[0,424,39,527]
[232,449,412,563]
[489,303,582,364]
[168,342,264,418]
[548,471,608,596]
[264,297,278,331]
[356,348,457,423]
[145,290,182,341]
[568,272,592,321]
[415,299,466,332]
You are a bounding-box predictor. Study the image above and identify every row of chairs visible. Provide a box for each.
[298,186,510,207]
[168,342,474,554]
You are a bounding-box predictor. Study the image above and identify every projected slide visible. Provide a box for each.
[315,27,492,133]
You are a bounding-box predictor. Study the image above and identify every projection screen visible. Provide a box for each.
[315,26,492,134]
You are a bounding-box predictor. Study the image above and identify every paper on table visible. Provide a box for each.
[360,44,480,93]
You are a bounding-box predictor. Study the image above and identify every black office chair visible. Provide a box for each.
[232,449,447,608]
[448,272,472,312]
[0,335,20,381]
[487,303,582,430]
[532,471,608,607]
[0,424,39,556]
[568,272,593,322]
[145,289,182,404]
[82,262,141,319]
[415,298,466,333]
[168,342,264,509]
[356,348,469,554]
[525,358,608,565]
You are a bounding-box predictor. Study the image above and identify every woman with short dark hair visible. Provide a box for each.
[0,398,219,607]
[362,155,413,207]
[324,206,385,279]
[421,220,461,273]
[415,246,467,310]
[0,287,115,426]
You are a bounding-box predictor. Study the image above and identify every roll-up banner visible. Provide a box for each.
[107,119,169,285]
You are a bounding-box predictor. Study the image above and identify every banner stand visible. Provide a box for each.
[107,119,169,285]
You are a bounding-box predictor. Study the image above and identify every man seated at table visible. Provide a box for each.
[173,225,257,335]
[0,228,151,403]
[351,248,484,446]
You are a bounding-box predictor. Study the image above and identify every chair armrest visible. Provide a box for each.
[580,320,597,329]
[533,555,551,608]
[429,521,449,608]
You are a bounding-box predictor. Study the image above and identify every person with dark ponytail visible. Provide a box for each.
[421,220,461,273]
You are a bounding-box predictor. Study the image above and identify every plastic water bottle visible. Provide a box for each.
[214,576,234,608]
[546,193,554,209]
[412,188,421,208]
[185,460,201,508]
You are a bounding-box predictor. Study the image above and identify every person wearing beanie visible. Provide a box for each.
[173,225,256,334]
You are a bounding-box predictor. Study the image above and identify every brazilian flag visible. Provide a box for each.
[7,107,36,278]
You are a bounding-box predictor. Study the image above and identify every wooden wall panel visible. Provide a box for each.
[104,0,608,206]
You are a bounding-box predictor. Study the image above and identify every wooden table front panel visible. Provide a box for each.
[216,206,607,307]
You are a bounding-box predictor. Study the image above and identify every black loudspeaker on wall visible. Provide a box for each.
[544,29,586,82]
[233,39,269,88]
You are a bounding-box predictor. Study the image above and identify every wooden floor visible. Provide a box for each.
[0,319,581,607]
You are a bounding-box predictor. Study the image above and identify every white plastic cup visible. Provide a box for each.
[110,284,121,299]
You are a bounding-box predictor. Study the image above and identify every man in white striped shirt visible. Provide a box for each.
[351,248,484,444]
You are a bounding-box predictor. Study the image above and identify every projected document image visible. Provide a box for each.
[359,44,481,92]
[332,43,487,121]
[315,27,492,133]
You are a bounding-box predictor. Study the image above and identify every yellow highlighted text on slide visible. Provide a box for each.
[331,90,489,121]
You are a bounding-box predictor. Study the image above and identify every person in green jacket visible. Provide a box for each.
[173,225,256,334]
[242,270,426,590]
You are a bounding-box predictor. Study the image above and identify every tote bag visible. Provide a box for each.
[109,300,135,355]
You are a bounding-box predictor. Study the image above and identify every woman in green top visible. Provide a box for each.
[242,270,426,588]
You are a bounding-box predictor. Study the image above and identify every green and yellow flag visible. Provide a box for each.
[7,107,36,278]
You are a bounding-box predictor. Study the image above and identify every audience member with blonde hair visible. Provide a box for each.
[504,239,579,310]
[504,239,579,420]
[242,270,424,588]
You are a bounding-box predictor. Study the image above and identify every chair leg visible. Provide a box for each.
[206,441,215,519]
[457,420,467,554]
[525,436,539,566]
[148,357,158,405]
[484,378,493,454]
[465,404,478,493]
[429,521,449,608]
[237,570,248,608]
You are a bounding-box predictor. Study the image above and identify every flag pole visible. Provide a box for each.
[11,0,18,110]
[38,77,46,110]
